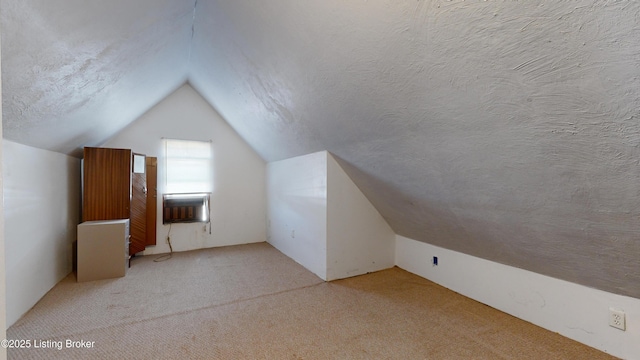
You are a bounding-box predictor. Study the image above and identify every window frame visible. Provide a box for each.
[162,138,213,224]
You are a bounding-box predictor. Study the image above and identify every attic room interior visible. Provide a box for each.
[0,0,638,359]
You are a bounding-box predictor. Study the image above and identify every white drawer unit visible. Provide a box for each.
[77,219,130,282]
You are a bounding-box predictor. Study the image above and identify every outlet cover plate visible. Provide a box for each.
[609,308,626,331]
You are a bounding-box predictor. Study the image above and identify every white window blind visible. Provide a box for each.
[164,139,212,194]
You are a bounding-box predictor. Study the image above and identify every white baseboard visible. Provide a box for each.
[395,235,639,360]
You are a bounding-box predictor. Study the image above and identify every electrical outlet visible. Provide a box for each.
[609,308,626,331]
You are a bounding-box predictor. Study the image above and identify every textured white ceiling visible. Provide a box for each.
[2,1,640,298]
[1,0,195,155]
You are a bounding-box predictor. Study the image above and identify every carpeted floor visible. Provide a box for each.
[7,242,618,359]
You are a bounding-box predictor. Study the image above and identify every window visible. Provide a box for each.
[164,138,212,194]
[162,139,212,223]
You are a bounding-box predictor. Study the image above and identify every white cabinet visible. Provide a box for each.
[77,219,130,282]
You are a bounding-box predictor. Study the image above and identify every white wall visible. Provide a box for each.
[326,154,395,280]
[395,235,639,360]
[3,141,80,327]
[266,151,395,281]
[103,83,266,253]
[266,151,328,279]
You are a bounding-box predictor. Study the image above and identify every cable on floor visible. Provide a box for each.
[154,223,173,262]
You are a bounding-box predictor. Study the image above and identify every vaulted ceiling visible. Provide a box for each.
[2,1,639,298]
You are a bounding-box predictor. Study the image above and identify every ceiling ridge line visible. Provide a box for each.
[187,0,199,66]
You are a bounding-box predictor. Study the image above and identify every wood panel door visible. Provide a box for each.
[145,157,157,246]
[83,147,131,221]
[130,153,147,255]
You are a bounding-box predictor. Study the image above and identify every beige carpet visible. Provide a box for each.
[8,242,617,359]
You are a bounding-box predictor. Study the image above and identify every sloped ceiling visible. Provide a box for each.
[2,1,639,298]
[1,0,195,155]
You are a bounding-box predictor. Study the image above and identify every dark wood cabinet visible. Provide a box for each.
[145,157,158,246]
[83,147,147,256]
